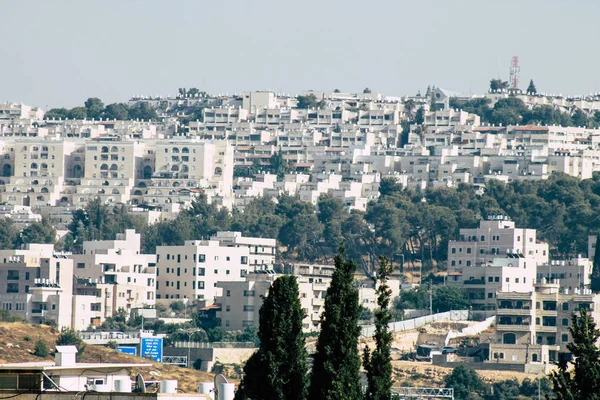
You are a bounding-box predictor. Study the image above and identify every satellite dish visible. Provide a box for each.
[213,374,228,400]
[136,374,146,393]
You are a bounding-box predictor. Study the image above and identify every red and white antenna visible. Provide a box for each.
[509,56,520,89]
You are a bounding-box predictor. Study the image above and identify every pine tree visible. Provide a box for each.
[234,275,308,400]
[592,236,600,292]
[308,247,362,400]
[527,79,537,94]
[363,256,394,400]
[549,308,600,399]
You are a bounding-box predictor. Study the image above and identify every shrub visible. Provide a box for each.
[107,340,118,349]
[34,339,49,358]
[23,336,31,342]
[56,327,86,354]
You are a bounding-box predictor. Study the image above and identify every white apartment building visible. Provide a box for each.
[536,256,591,292]
[0,244,73,328]
[210,231,276,270]
[70,230,157,311]
[156,240,249,303]
[491,279,599,365]
[216,272,329,332]
[450,257,537,310]
[447,217,549,277]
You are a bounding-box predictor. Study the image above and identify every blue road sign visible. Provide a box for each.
[141,337,163,362]
[116,346,137,356]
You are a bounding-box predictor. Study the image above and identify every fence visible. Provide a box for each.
[173,341,255,349]
[360,310,469,337]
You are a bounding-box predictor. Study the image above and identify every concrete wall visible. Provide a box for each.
[360,310,469,337]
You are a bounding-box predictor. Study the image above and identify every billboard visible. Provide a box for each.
[141,337,163,362]
[116,346,137,356]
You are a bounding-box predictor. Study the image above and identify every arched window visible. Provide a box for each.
[112,188,120,194]
[214,167,222,176]
[503,333,516,344]
[40,187,49,193]
[30,163,38,169]
[100,164,108,170]
[101,146,109,153]
[182,147,189,153]
[110,164,118,170]
[171,165,179,172]
[562,318,569,326]
[40,163,48,170]
[111,146,118,152]
[172,147,180,153]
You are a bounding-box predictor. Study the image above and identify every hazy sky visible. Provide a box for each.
[2,0,599,109]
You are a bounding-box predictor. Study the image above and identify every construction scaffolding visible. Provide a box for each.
[391,387,454,399]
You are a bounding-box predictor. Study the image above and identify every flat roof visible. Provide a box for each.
[0,362,152,371]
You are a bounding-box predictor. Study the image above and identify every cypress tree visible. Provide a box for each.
[363,256,394,400]
[549,307,600,399]
[591,235,600,292]
[234,275,308,400]
[308,247,362,400]
[527,79,537,94]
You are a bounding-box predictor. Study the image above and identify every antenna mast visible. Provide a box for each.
[509,56,520,90]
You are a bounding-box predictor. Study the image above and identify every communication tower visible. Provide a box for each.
[509,56,520,89]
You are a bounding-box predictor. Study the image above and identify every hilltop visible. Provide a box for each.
[0,322,219,393]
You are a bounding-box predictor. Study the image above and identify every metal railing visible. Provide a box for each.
[391,387,454,398]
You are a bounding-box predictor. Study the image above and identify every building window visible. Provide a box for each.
[562,318,569,326]
[241,256,248,265]
[226,305,230,312]
[466,248,472,254]
[532,353,538,362]
[563,303,569,311]
[199,254,206,263]
[243,305,255,312]
[198,268,205,276]
[198,281,205,289]
[503,333,516,344]
[562,334,569,342]
[451,248,456,254]
[494,277,500,282]
[243,290,255,297]
[77,263,85,269]
[226,290,231,297]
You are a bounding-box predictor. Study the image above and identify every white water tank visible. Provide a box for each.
[198,382,215,399]
[90,384,110,392]
[114,378,132,393]
[218,383,235,400]
[160,380,178,394]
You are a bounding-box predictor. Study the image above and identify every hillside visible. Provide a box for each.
[0,322,221,393]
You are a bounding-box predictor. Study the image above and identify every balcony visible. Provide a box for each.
[495,323,531,332]
[537,325,558,333]
[496,307,532,316]
[463,278,486,286]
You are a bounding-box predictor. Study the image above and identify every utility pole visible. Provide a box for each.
[429,282,433,315]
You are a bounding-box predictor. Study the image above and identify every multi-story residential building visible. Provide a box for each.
[452,257,537,310]
[216,271,329,332]
[536,256,591,292]
[491,279,599,365]
[155,240,249,303]
[70,230,156,310]
[447,217,549,276]
[0,244,73,328]
[210,231,276,270]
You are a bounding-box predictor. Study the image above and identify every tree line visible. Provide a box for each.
[45,97,158,121]
[46,172,598,275]
[449,96,600,128]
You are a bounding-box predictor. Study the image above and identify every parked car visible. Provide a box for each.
[442,346,458,354]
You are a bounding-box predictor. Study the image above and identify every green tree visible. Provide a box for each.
[84,97,105,119]
[333,89,341,93]
[67,107,87,120]
[363,87,372,94]
[235,276,307,400]
[103,103,129,120]
[0,217,18,249]
[548,308,600,399]
[296,94,325,109]
[489,79,509,91]
[34,338,49,357]
[432,285,470,312]
[309,247,362,400]
[414,107,425,124]
[44,108,69,120]
[592,235,600,292]
[18,216,56,246]
[527,79,537,94]
[129,103,158,120]
[56,327,86,353]
[363,256,394,400]
[444,366,485,400]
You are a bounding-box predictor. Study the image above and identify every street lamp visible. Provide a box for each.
[183,298,189,320]
[179,328,200,369]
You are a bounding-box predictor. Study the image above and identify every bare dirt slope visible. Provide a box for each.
[0,322,218,393]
